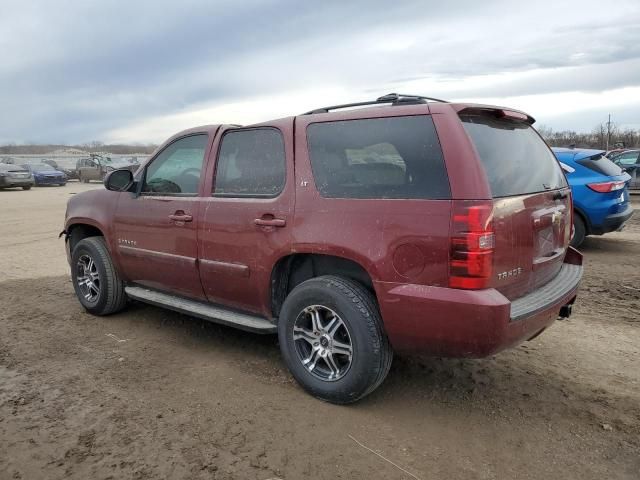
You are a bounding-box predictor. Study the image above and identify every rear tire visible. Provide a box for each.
[22,186,31,190]
[71,237,127,315]
[278,275,393,404]
[571,215,586,248]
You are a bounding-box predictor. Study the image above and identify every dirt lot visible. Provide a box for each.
[1,183,639,480]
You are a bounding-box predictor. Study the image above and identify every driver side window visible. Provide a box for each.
[142,134,208,195]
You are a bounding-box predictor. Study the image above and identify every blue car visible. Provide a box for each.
[552,148,633,247]
[21,163,67,186]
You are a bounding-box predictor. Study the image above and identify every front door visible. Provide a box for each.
[87,159,102,181]
[198,121,294,316]
[113,133,211,299]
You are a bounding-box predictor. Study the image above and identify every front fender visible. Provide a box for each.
[63,189,122,270]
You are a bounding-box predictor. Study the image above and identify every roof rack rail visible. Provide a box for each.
[302,93,449,115]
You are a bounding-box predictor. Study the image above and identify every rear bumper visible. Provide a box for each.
[0,177,33,187]
[591,204,634,234]
[375,247,583,357]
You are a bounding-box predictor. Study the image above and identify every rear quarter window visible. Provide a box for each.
[577,154,623,176]
[307,115,450,199]
[461,115,567,198]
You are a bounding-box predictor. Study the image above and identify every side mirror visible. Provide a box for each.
[104,169,134,192]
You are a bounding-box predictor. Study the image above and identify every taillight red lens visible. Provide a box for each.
[586,181,625,193]
[449,201,494,290]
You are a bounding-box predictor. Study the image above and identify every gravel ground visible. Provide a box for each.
[1,183,639,480]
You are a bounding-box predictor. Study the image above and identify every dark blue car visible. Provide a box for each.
[21,163,67,186]
[552,148,633,247]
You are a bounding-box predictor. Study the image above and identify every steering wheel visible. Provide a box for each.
[146,178,181,193]
[180,168,201,177]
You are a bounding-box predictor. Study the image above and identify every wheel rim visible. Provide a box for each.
[76,254,100,303]
[292,305,353,382]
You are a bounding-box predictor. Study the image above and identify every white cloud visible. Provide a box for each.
[1,0,640,143]
[105,86,353,143]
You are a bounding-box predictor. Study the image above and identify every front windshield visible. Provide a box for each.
[31,164,56,172]
[55,159,76,168]
[106,158,134,167]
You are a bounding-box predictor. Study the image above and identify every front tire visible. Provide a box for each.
[71,237,127,315]
[571,215,586,248]
[278,275,393,404]
[22,186,31,190]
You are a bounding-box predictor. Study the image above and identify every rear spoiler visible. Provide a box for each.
[453,104,535,125]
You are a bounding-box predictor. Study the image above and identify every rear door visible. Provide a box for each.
[197,119,294,316]
[459,112,571,300]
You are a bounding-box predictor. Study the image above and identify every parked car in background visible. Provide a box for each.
[0,163,34,190]
[21,163,67,186]
[63,94,583,404]
[553,148,633,247]
[43,158,79,181]
[77,155,138,183]
[610,149,640,190]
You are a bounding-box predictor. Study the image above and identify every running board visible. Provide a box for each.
[124,286,277,334]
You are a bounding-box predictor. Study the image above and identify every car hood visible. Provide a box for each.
[106,164,138,172]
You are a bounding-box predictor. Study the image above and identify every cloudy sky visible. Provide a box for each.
[1,0,639,144]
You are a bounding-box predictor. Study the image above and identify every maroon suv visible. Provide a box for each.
[62,94,582,404]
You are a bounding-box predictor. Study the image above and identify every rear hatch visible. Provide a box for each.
[9,168,31,178]
[0,165,31,179]
[572,150,631,207]
[460,111,571,301]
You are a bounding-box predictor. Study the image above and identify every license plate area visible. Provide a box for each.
[532,205,568,268]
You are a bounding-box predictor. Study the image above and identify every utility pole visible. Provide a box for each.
[606,113,611,151]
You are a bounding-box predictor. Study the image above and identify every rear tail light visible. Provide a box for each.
[586,180,625,193]
[449,200,494,289]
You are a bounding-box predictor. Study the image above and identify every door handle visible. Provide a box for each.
[254,217,286,228]
[169,211,193,222]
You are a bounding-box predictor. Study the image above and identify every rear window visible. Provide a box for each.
[578,154,624,176]
[461,115,567,197]
[307,116,450,199]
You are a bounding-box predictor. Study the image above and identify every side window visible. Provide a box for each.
[307,116,450,199]
[616,152,639,165]
[142,134,208,195]
[213,128,286,197]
